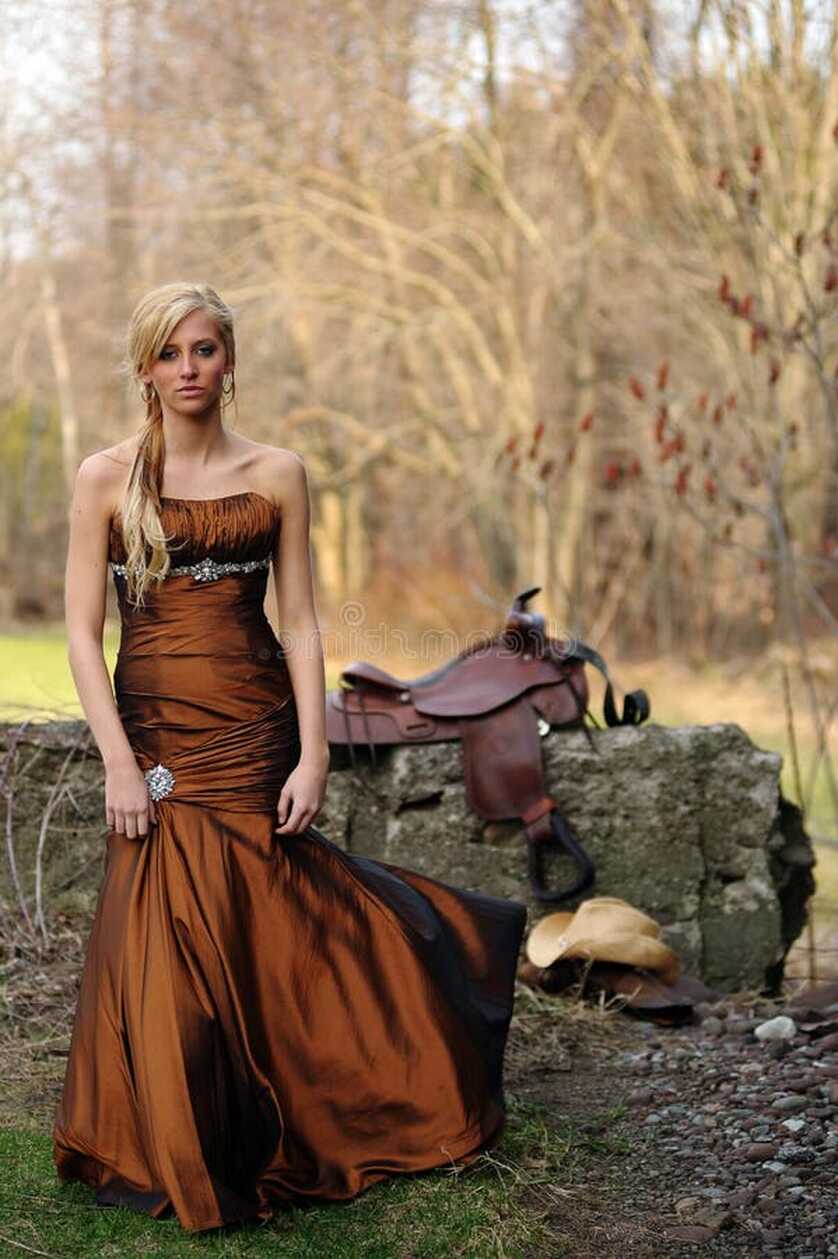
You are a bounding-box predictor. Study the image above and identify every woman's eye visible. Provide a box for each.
[158,344,215,360]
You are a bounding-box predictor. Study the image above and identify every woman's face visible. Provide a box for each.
[143,308,231,417]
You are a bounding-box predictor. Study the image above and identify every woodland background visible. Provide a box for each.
[0,1,836,847]
[0,11,836,1247]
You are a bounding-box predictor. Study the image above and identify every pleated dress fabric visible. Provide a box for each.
[52,492,528,1233]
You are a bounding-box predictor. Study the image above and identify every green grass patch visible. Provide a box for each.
[0,625,120,723]
[0,1095,582,1258]
[0,626,346,723]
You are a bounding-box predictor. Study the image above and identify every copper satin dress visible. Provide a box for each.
[52,491,528,1233]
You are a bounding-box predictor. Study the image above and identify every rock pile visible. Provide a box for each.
[322,721,816,990]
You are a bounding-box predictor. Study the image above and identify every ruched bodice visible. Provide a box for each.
[108,491,280,568]
[109,493,294,760]
[110,493,281,658]
[54,490,527,1234]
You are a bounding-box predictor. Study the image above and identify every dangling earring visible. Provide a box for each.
[222,372,235,400]
[140,381,155,404]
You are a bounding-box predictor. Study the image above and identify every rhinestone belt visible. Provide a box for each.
[110,555,271,583]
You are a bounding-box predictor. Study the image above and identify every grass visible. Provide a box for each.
[0,971,638,1256]
[0,1093,595,1258]
[0,972,639,1257]
[0,624,121,724]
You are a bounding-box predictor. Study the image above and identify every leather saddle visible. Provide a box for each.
[325,586,650,902]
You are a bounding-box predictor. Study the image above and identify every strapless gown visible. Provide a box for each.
[52,491,528,1233]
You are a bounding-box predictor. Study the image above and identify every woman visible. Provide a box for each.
[54,280,528,1233]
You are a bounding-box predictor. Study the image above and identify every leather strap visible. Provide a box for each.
[526,811,595,904]
[521,795,555,828]
[560,640,650,728]
[461,705,595,902]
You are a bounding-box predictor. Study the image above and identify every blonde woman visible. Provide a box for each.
[54,281,527,1234]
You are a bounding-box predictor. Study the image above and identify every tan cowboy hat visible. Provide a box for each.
[525,896,681,985]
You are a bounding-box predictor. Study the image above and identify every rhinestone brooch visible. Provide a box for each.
[144,763,175,801]
[110,555,271,583]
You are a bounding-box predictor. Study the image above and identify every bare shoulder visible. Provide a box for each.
[74,438,138,521]
[249,442,310,513]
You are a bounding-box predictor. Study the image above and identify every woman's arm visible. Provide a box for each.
[272,451,329,762]
[271,451,330,834]
[65,455,156,838]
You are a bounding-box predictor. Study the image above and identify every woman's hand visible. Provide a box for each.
[105,760,157,840]
[275,752,329,835]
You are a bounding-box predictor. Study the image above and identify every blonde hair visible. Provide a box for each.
[117,282,237,606]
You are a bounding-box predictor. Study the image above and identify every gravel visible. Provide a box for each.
[619,995,838,1255]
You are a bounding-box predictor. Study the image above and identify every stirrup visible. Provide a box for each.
[525,809,595,903]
